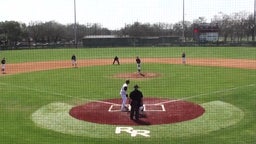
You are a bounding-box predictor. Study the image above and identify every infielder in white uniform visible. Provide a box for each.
[120,80,130,111]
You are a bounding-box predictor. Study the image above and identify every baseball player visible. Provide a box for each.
[112,56,120,65]
[71,54,77,67]
[182,52,186,64]
[120,79,130,111]
[1,57,6,74]
[129,84,143,120]
[136,56,141,74]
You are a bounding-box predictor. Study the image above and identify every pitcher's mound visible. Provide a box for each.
[113,72,160,80]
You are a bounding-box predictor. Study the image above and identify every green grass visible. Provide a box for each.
[0,47,256,63]
[31,101,244,138]
[0,47,255,144]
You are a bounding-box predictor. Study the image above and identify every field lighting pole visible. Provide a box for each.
[74,0,77,48]
[254,0,256,41]
[182,0,185,42]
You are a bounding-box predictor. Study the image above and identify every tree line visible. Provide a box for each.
[0,11,255,48]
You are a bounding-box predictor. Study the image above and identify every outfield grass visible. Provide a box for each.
[0,47,256,63]
[0,47,255,144]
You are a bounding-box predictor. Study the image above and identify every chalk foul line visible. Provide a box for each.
[155,84,255,105]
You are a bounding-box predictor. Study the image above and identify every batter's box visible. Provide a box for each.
[108,104,165,112]
[144,104,166,111]
[108,104,123,112]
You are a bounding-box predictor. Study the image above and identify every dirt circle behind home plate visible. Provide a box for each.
[69,98,205,126]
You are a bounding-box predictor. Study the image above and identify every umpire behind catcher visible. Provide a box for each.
[129,84,143,120]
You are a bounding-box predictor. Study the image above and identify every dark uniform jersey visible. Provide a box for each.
[1,59,6,64]
[129,89,143,106]
[182,53,186,58]
[71,55,76,61]
[136,58,141,64]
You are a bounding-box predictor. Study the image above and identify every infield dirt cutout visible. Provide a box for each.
[69,98,205,125]
[2,58,256,75]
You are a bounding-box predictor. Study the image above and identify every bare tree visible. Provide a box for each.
[193,17,207,24]
[245,14,255,41]
[27,21,44,44]
[1,9,255,48]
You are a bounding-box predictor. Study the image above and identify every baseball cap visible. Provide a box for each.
[134,84,139,89]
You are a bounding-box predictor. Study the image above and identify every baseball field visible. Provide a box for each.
[0,47,255,144]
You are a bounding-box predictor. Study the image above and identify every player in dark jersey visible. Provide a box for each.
[71,54,77,67]
[182,52,186,64]
[112,56,120,65]
[136,56,141,73]
[129,84,143,120]
[1,57,6,74]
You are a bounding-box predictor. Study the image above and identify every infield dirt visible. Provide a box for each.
[2,58,256,76]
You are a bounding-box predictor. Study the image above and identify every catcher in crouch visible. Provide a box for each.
[129,84,144,120]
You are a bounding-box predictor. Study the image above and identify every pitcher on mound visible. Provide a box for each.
[136,56,141,74]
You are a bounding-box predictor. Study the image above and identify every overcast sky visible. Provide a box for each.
[0,0,254,30]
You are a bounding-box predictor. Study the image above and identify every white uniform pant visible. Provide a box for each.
[1,64,5,71]
[182,57,186,64]
[137,64,141,72]
[72,60,77,66]
[121,94,127,110]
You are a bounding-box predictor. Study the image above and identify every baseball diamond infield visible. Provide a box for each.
[2,58,256,127]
